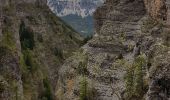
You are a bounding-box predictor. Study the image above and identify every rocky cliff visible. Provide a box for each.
[0,0,83,100]
[56,0,170,100]
[0,0,170,100]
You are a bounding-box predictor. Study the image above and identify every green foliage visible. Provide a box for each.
[87,87,97,100]
[163,31,170,46]
[119,32,126,42]
[59,18,77,34]
[42,78,53,100]
[78,54,88,100]
[78,55,96,100]
[141,17,157,33]
[1,27,16,51]
[37,34,43,43]
[61,14,94,37]
[0,46,10,58]
[0,81,5,92]
[19,21,37,75]
[0,13,16,51]
[77,61,88,75]
[19,21,35,50]
[2,30,14,48]
[133,56,146,97]
[127,44,134,52]
[79,77,97,100]
[46,12,83,46]
[26,16,38,25]
[22,50,38,73]
[53,47,63,59]
[125,55,146,99]
[76,53,88,75]
[2,3,14,14]
[80,77,88,100]
[19,54,30,90]
[83,35,93,44]
[19,53,34,91]
[11,80,20,100]
[19,52,43,100]
[125,65,134,99]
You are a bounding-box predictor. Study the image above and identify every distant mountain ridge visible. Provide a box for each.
[48,0,104,18]
[47,0,104,37]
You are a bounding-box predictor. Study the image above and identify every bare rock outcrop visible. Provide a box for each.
[1,0,169,100]
[144,0,167,21]
[57,0,170,100]
[0,0,82,100]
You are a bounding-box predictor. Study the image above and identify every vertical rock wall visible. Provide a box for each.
[0,0,82,100]
[58,0,170,100]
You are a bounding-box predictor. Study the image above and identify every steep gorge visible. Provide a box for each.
[0,0,170,100]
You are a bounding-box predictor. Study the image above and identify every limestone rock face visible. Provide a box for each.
[144,0,170,26]
[0,48,23,100]
[0,0,82,100]
[94,0,145,33]
[57,0,145,99]
[0,0,170,100]
[146,45,170,100]
[56,0,170,100]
